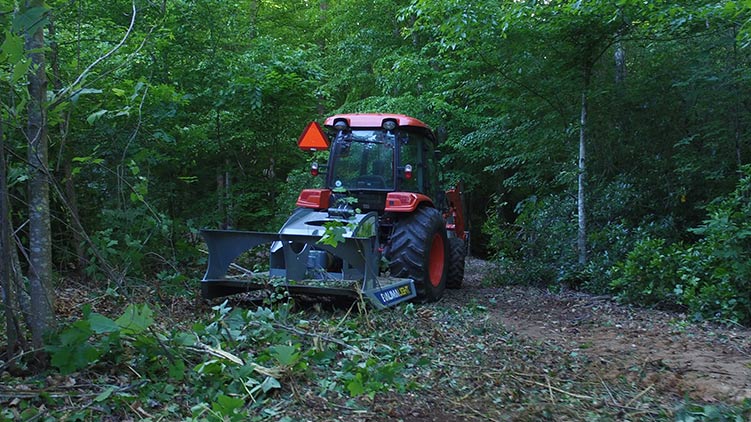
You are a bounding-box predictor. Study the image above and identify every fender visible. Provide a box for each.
[384,192,434,213]
[296,189,331,210]
[445,184,467,240]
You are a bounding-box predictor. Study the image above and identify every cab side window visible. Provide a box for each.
[399,131,437,195]
[399,136,419,192]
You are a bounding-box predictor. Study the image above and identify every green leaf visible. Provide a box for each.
[168,360,186,381]
[19,408,39,420]
[0,31,24,63]
[346,374,365,397]
[87,109,108,125]
[88,314,119,334]
[12,7,49,33]
[47,320,102,373]
[318,223,346,247]
[174,332,195,346]
[94,387,115,403]
[268,344,300,367]
[10,59,30,84]
[71,88,103,103]
[49,344,102,374]
[212,394,244,415]
[259,376,281,393]
[115,304,154,335]
[152,130,175,143]
[59,320,94,345]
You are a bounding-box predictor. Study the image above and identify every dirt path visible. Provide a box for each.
[449,258,751,404]
[290,257,751,421]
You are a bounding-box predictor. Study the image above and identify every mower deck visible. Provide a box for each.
[200,229,416,309]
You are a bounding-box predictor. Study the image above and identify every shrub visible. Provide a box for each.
[610,237,682,307]
[612,167,751,324]
[483,193,579,286]
[673,167,751,323]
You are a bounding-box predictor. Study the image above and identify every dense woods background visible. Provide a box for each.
[2,0,751,365]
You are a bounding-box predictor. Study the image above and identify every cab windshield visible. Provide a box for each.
[329,130,395,190]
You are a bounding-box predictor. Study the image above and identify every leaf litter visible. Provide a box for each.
[1,258,750,421]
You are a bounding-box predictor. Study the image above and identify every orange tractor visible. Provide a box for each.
[201,113,468,308]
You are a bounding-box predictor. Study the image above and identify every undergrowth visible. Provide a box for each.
[0,297,419,421]
[2,286,749,421]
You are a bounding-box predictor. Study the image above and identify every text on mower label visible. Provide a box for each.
[379,285,412,304]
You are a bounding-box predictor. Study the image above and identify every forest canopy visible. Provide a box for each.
[2,0,751,359]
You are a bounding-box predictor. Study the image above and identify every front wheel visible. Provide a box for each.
[386,207,448,302]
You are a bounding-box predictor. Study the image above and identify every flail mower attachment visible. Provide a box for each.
[200,209,417,309]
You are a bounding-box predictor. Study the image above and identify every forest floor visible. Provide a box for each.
[284,257,751,421]
[4,257,751,421]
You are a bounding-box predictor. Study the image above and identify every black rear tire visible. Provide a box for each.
[387,207,448,302]
[446,237,466,289]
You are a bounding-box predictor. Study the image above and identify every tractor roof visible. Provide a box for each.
[324,113,431,130]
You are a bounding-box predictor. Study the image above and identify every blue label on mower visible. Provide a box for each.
[374,283,415,307]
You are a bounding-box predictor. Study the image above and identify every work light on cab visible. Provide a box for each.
[334,119,349,132]
[382,119,397,131]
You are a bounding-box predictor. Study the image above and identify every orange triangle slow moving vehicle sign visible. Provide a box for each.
[297,121,330,151]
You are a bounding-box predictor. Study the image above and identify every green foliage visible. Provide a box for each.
[338,355,407,399]
[612,168,751,323]
[46,304,153,374]
[674,168,751,323]
[6,0,749,332]
[318,221,349,247]
[610,237,682,307]
[47,319,105,374]
[39,300,419,419]
[675,398,751,422]
[484,193,578,287]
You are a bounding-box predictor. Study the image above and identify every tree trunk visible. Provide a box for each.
[614,41,626,86]
[1,113,25,364]
[730,25,743,169]
[249,0,259,39]
[577,66,591,266]
[224,161,233,229]
[614,39,626,140]
[217,173,225,228]
[49,17,87,276]
[24,0,54,350]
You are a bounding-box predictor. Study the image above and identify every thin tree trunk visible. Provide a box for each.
[217,173,225,228]
[614,41,626,86]
[607,39,627,176]
[1,113,24,364]
[731,25,743,169]
[317,1,328,115]
[49,17,87,275]
[224,161,233,228]
[24,0,54,350]
[577,66,591,266]
[249,0,259,39]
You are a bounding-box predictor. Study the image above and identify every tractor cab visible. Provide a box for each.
[319,114,441,213]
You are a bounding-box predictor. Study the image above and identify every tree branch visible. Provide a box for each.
[51,0,137,107]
